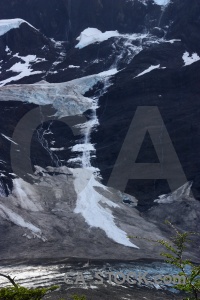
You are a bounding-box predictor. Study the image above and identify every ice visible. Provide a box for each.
[126,0,170,6]
[0,180,6,197]
[153,0,170,5]
[182,51,200,66]
[0,54,43,86]
[1,133,18,145]
[68,65,80,68]
[0,69,118,118]
[135,64,162,77]
[76,28,120,49]
[154,182,193,204]
[5,46,11,54]
[11,178,43,212]
[72,169,139,248]
[71,144,95,152]
[50,147,65,151]
[0,203,41,233]
[165,39,181,44]
[0,18,36,36]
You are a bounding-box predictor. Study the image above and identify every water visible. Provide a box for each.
[0,261,183,292]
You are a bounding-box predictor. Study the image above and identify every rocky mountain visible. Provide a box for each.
[0,0,199,262]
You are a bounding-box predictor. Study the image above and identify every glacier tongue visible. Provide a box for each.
[0,70,118,118]
[72,168,139,248]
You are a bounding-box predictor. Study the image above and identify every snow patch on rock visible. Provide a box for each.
[0,18,36,36]
[135,64,165,78]
[0,203,41,233]
[153,0,170,5]
[0,69,118,118]
[182,51,200,66]
[76,28,120,49]
[0,54,43,86]
[72,168,139,248]
[154,182,193,204]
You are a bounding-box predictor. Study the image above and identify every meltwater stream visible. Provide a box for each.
[0,261,184,293]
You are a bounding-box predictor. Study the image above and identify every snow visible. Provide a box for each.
[127,0,170,6]
[72,169,139,248]
[154,182,192,204]
[0,203,41,233]
[0,54,43,86]
[165,39,181,44]
[98,68,118,77]
[5,46,11,54]
[0,181,6,197]
[68,65,80,68]
[11,178,43,212]
[182,51,200,66]
[0,69,118,118]
[50,147,65,151]
[69,68,118,169]
[76,28,120,49]
[135,64,161,78]
[1,133,18,145]
[153,0,170,5]
[0,18,36,36]
[72,144,95,152]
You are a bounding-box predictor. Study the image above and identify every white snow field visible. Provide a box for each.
[0,18,36,36]
[182,51,200,66]
[76,28,120,49]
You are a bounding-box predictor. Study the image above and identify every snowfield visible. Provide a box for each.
[153,0,170,5]
[72,168,139,248]
[0,18,36,36]
[76,28,120,49]
[0,69,118,117]
[182,51,200,66]
[0,54,43,86]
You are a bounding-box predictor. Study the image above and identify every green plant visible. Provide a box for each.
[130,221,200,300]
[0,273,58,300]
[71,295,87,300]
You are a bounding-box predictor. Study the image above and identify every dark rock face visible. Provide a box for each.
[0,0,199,53]
[93,59,200,207]
[0,21,58,85]
[0,0,200,261]
[165,0,200,52]
[0,0,162,41]
[0,0,200,204]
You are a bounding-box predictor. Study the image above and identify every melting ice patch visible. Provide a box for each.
[182,52,200,66]
[0,18,36,36]
[154,182,192,204]
[127,0,170,6]
[0,54,43,86]
[76,28,120,49]
[75,28,154,50]
[0,203,41,234]
[72,169,139,248]
[68,65,80,68]
[1,133,18,145]
[68,68,118,169]
[0,69,118,118]
[153,0,170,5]
[135,64,165,78]
[11,178,43,212]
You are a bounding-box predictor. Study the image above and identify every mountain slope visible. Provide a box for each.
[0,0,199,262]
